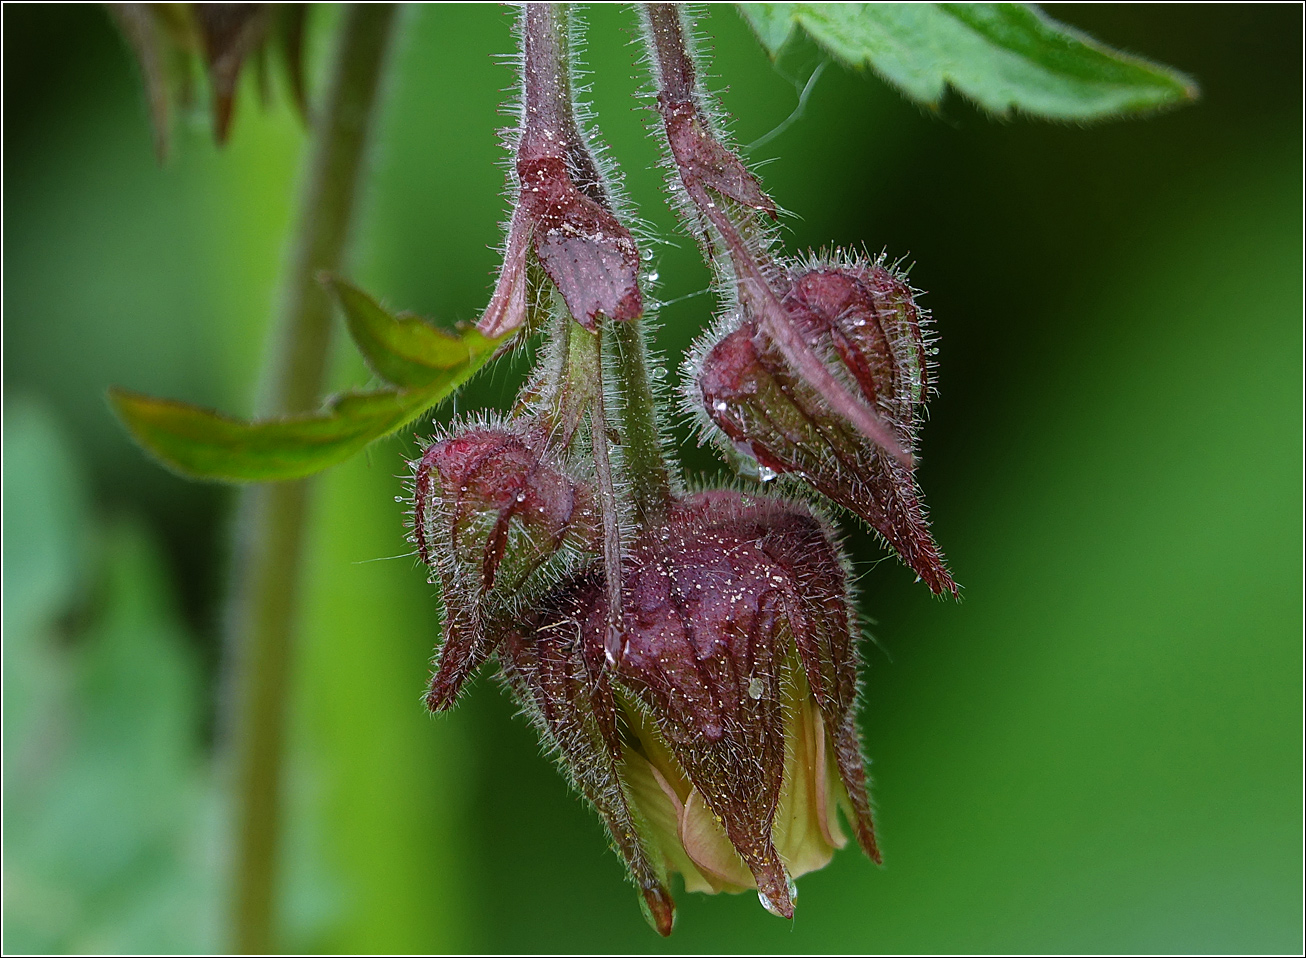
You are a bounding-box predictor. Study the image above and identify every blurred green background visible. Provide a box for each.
[3,3,1301,953]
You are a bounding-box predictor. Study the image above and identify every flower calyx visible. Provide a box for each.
[478,4,642,339]
[411,420,598,711]
[692,255,959,597]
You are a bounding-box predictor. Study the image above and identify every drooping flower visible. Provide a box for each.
[608,492,881,908]
[485,490,881,932]
[408,5,902,937]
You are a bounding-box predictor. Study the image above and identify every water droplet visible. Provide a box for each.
[647,271,659,282]
[757,465,778,483]
[756,872,797,916]
[641,248,654,262]
[757,889,785,917]
[712,400,729,412]
[652,366,667,380]
[515,491,527,502]
[747,676,764,699]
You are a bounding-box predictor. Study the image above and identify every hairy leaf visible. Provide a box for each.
[738,3,1197,120]
[109,322,502,482]
[328,276,501,389]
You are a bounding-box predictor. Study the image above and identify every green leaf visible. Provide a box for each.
[327,276,502,389]
[109,326,503,483]
[738,3,1198,120]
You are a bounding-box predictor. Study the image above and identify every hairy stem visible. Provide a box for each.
[643,2,697,103]
[608,318,670,529]
[520,4,596,181]
[524,3,673,526]
[571,322,627,662]
[223,6,397,953]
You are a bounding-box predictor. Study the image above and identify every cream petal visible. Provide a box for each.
[622,750,720,895]
[679,787,756,893]
[773,684,840,879]
[813,700,847,852]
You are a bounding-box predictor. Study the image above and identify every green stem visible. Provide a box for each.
[223,6,397,953]
[608,318,671,529]
[573,323,627,656]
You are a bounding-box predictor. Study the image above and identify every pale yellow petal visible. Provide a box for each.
[679,787,756,892]
[622,750,719,894]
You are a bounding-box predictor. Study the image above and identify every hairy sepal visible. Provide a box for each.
[688,254,958,597]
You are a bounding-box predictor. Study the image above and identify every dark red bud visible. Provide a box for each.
[479,7,644,338]
[695,258,958,597]
[411,425,596,710]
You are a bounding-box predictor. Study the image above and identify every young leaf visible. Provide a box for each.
[109,324,504,483]
[327,276,503,389]
[738,3,1198,120]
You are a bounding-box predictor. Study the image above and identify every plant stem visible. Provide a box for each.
[643,3,696,103]
[570,322,627,661]
[608,318,670,529]
[524,3,673,529]
[223,6,397,953]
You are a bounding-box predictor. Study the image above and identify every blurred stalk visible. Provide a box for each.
[222,5,397,953]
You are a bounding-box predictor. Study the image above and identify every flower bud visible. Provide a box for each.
[692,257,958,596]
[517,152,643,330]
[476,5,643,338]
[411,424,596,710]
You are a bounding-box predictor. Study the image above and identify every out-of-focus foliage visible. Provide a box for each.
[2,3,1300,954]
[2,401,216,953]
[106,3,310,158]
